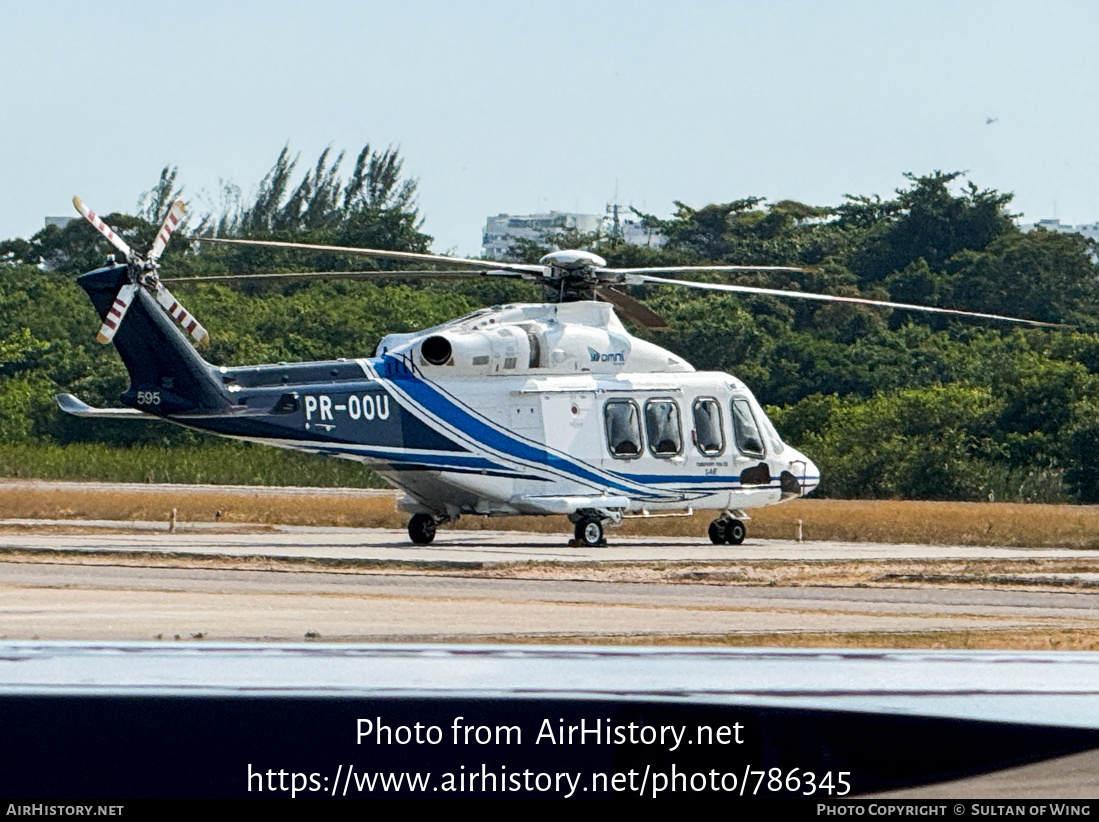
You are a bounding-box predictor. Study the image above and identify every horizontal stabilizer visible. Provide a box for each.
[55,393,154,419]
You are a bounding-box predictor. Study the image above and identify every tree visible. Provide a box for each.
[848,171,1016,286]
[950,229,1099,325]
[218,143,429,249]
[138,166,184,224]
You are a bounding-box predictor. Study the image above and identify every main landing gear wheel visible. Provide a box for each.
[574,518,605,547]
[408,513,437,545]
[709,518,746,545]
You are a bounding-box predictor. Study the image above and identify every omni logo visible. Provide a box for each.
[588,347,626,364]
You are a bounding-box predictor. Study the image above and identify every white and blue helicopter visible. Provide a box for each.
[58,197,1052,547]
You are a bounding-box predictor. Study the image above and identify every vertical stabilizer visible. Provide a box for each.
[78,266,229,415]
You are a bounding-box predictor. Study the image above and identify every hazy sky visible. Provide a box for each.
[3,0,1098,255]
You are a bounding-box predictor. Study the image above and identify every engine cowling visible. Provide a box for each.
[415,326,531,376]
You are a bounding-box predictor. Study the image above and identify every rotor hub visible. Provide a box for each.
[538,250,610,302]
[539,250,607,271]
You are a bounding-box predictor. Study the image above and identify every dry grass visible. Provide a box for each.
[0,484,406,529]
[6,482,1099,548]
[744,499,1099,548]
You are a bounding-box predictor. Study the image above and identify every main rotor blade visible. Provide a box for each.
[96,283,138,344]
[161,269,523,284]
[72,196,134,261]
[632,274,1060,328]
[190,236,547,278]
[603,264,805,276]
[154,284,209,345]
[594,286,668,329]
[148,200,187,263]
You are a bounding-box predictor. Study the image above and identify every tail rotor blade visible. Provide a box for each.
[154,285,209,346]
[148,200,186,263]
[96,283,138,344]
[72,196,134,261]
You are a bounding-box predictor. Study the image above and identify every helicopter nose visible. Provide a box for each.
[800,455,820,496]
[779,450,820,498]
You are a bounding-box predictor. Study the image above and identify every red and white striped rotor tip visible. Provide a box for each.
[149,200,186,263]
[96,283,138,344]
[155,286,210,346]
[72,195,134,261]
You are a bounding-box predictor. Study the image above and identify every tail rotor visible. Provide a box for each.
[73,196,209,346]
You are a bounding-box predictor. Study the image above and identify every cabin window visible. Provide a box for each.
[645,399,682,457]
[731,398,765,457]
[692,398,724,456]
[604,400,643,458]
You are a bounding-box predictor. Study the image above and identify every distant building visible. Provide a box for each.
[601,203,664,250]
[482,211,600,260]
[1019,218,1099,242]
[482,205,663,260]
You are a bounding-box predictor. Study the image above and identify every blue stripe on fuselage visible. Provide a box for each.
[370,356,819,498]
[378,357,673,500]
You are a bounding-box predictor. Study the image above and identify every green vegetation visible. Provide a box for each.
[0,441,384,487]
[3,153,1099,502]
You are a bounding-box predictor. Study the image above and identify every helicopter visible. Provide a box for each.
[57,196,1053,547]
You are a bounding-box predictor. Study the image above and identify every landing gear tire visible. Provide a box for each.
[708,519,727,545]
[574,518,605,547]
[725,519,746,545]
[408,513,437,545]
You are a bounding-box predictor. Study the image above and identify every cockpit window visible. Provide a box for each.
[692,398,724,456]
[645,399,682,457]
[760,409,786,455]
[604,400,642,458]
[731,398,765,457]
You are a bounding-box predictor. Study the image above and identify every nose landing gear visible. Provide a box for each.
[407,513,438,544]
